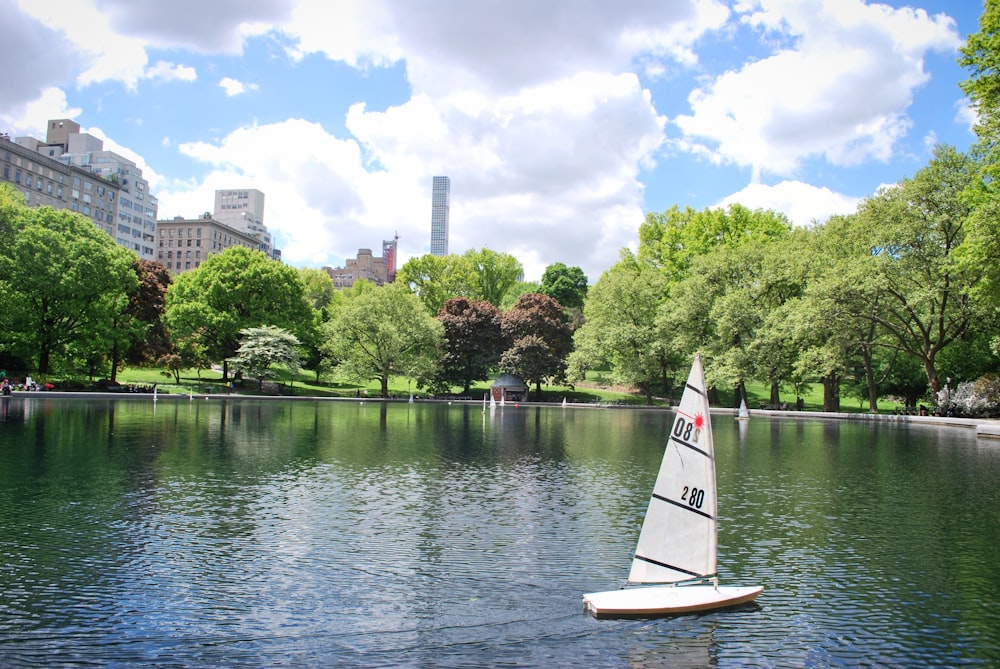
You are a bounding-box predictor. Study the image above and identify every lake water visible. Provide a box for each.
[0,398,998,668]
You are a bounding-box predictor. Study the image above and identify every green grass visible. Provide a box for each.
[109,366,912,411]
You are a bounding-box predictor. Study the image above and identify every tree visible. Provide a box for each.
[228,326,302,390]
[396,253,472,314]
[959,0,1000,173]
[540,262,588,310]
[435,297,503,394]
[322,282,444,397]
[957,2,1000,358]
[638,203,791,279]
[500,293,573,397]
[164,247,315,380]
[297,267,335,313]
[568,253,668,404]
[111,259,173,379]
[0,192,138,376]
[853,146,981,395]
[463,248,523,307]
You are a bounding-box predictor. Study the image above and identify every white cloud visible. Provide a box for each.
[718,180,862,227]
[279,0,729,95]
[675,0,961,177]
[219,77,259,97]
[955,97,977,133]
[145,61,197,83]
[0,87,81,138]
[160,72,665,281]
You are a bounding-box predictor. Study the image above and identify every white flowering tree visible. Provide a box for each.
[228,325,301,391]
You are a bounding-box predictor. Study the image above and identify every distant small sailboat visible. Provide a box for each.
[583,354,763,617]
[562,397,567,408]
[490,392,497,410]
[736,398,750,421]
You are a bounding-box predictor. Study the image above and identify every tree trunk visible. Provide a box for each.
[862,347,878,413]
[380,375,389,398]
[769,381,780,406]
[38,345,51,377]
[110,341,121,382]
[924,357,940,396]
[822,374,840,412]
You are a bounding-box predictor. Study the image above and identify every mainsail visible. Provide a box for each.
[628,354,717,584]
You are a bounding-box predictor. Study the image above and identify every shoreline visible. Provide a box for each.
[6,390,1000,439]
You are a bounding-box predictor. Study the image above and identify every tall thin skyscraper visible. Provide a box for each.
[430,176,450,256]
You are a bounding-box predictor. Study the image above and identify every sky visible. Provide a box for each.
[0,0,984,282]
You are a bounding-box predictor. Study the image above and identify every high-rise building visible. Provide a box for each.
[4,119,158,261]
[430,176,450,256]
[213,188,279,260]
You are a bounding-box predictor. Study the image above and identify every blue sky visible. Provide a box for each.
[0,0,984,281]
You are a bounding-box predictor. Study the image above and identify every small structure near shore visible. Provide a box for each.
[491,374,528,403]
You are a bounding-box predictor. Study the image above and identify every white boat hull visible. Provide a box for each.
[583,584,763,618]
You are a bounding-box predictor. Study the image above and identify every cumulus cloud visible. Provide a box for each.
[219,77,259,97]
[1,0,973,282]
[718,180,863,227]
[92,0,291,53]
[675,0,960,177]
[145,61,197,83]
[157,71,665,280]
[0,87,81,138]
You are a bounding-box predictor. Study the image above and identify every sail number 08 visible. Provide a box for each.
[681,486,705,509]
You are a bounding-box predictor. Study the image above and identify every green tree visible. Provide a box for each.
[568,253,668,404]
[957,3,1000,351]
[499,280,541,310]
[0,194,137,376]
[164,247,314,380]
[853,146,980,394]
[959,0,1000,172]
[638,203,791,279]
[540,261,588,319]
[463,247,523,307]
[396,253,473,314]
[500,292,572,397]
[228,325,302,390]
[435,297,503,394]
[322,282,444,397]
[297,267,336,313]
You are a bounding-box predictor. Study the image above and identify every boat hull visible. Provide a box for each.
[583,584,763,618]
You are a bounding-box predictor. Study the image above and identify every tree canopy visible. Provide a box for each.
[321,282,444,397]
[228,325,302,390]
[500,292,573,396]
[0,186,138,376]
[164,246,315,379]
[435,297,503,394]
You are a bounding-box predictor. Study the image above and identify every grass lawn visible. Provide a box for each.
[110,366,913,412]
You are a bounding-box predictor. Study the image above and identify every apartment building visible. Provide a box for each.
[4,119,158,260]
[2,133,122,243]
[156,214,260,274]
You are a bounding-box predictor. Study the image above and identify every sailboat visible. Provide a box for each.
[583,354,763,617]
[736,398,750,421]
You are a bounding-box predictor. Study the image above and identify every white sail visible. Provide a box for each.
[737,398,749,420]
[628,354,717,584]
